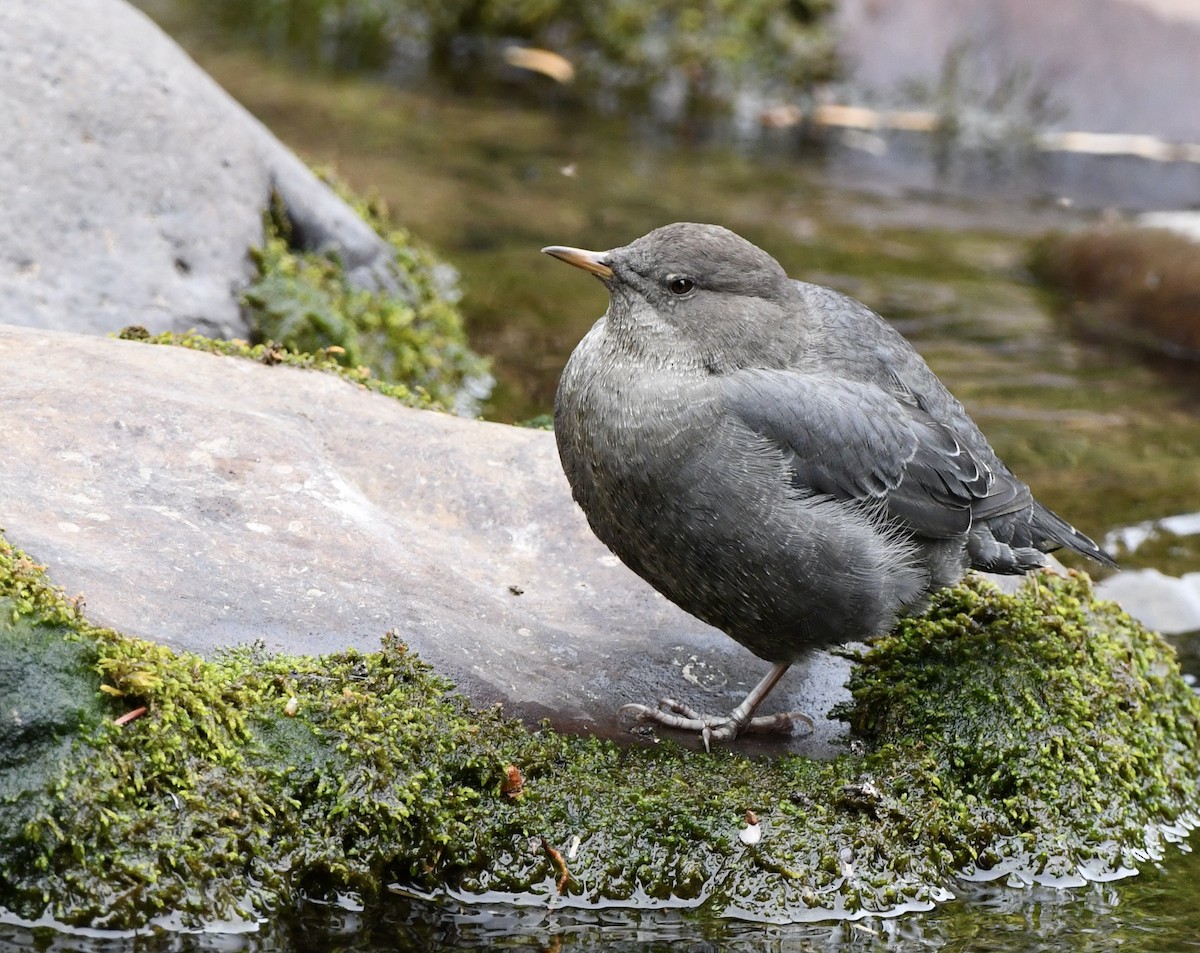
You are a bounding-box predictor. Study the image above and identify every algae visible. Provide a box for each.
[2,533,1198,930]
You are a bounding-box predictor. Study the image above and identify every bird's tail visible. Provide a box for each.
[1032,502,1118,569]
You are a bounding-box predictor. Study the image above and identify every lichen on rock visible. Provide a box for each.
[2,534,1198,930]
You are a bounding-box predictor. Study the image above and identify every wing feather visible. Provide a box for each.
[722,369,997,539]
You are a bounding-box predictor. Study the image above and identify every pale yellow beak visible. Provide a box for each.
[542,245,614,280]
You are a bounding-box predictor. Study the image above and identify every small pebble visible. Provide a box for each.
[739,810,762,846]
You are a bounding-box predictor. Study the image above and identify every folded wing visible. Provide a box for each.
[721,368,1034,540]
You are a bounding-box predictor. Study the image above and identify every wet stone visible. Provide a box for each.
[1096,568,1200,635]
[0,324,852,756]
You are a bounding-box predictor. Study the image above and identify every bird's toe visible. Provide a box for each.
[617,698,811,748]
[745,710,814,735]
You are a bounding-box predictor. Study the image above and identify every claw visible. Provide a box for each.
[618,662,813,749]
[619,697,811,748]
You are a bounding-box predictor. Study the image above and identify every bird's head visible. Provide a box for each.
[543,223,799,372]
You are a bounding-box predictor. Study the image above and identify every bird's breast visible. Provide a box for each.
[556,328,721,490]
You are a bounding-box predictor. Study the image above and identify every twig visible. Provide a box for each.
[114,706,147,727]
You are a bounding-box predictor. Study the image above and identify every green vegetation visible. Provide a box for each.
[4,530,1198,929]
[186,0,838,124]
[845,577,1200,875]
[238,180,490,414]
[116,325,438,409]
[0,535,520,927]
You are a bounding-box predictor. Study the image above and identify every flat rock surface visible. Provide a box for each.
[0,324,854,756]
[0,0,406,340]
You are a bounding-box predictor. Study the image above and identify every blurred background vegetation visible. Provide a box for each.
[191,0,839,129]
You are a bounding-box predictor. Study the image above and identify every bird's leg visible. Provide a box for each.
[619,662,813,750]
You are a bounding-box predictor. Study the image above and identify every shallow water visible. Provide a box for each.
[190,50,1200,577]
[8,848,1200,952]
[16,5,1200,949]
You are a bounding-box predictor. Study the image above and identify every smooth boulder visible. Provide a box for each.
[0,324,853,755]
[0,0,411,339]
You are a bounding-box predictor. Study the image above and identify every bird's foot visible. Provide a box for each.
[619,698,813,752]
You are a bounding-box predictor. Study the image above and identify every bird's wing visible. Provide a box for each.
[722,368,995,538]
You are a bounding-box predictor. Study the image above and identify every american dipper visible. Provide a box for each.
[544,223,1115,748]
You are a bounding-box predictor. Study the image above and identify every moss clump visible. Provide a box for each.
[3,536,1199,930]
[117,325,436,410]
[120,169,491,415]
[843,572,1200,880]
[0,537,523,927]
[1030,225,1200,361]
[241,179,491,414]
[229,172,488,414]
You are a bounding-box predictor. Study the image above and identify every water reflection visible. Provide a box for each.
[823,130,1200,213]
[1107,512,1200,555]
[9,841,1200,953]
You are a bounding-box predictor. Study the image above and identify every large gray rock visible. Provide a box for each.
[0,324,853,756]
[0,0,403,339]
[1097,569,1200,635]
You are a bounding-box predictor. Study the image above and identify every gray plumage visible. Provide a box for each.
[545,223,1115,744]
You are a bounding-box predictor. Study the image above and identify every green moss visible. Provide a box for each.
[514,413,554,430]
[117,167,491,415]
[239,177,491,414]
[3,536,1198,930]
[0,538,519,926]
[117,325,437,410]
[842,573,1200,875]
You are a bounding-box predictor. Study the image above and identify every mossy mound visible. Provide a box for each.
[240,178,491,415]
[2,533,1198,930]
[844,578,1200,883]
[1030,225,1200,361]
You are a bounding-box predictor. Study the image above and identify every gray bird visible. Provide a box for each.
[544,223,1115,748]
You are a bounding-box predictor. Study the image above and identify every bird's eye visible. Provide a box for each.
[668,276,696,296]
